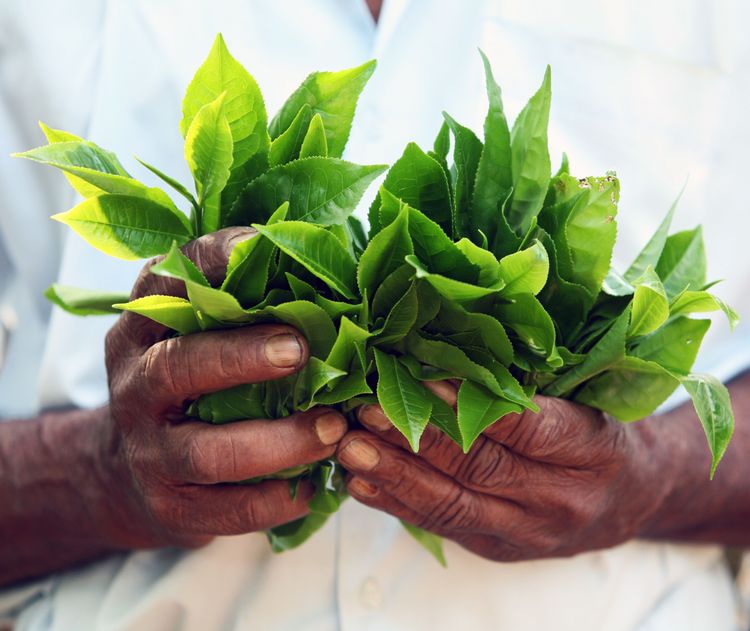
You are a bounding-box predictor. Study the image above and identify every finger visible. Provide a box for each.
[164,408,347,484]
[346,477,521,560]
[423,380,458,408]
[357,405,524,496]
[130,324,308,412]
[481,396,608,465]
[113,227,257,352]
[337,432,514,534]
[358,404,468,476]
[170,478,316,536]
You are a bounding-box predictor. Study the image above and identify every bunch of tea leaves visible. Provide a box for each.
[16,38,736,562]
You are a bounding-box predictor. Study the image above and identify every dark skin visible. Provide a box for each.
[0,228,348,585]
[338,377,750,561]
[1,226,749,589]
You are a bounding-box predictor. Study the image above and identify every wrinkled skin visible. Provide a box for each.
[100,227,349,548]
[0,227,347,585]
[338,382,673,561]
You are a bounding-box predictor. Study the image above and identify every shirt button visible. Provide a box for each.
[360,577,384,610]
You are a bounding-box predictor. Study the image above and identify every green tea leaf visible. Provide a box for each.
[470,50,512,246]
[374,281,419,345]
[455,238,501,286]
[497,240,549,296]
[543,307,630,397]
[299,113,328,158]
[457,380,523,452]
[625,188,682,282]
[269,60,376,158]
[670,291,739,330]
[52,194,192,260]
[507,66,551,234]
[114,295,200,335]
[268,104,312,166]
[681,373,734,478]
[575,355,679,421]
[358,203,413,297]
[628,267,669,337]
[655,227,707,298]
[371,264,415,319]
[37,124,103,197]
[188,284,248,325]
[631,316,709,374]
[374,349,433,451]
[380,143,453,234]
[400,521,447,567]
[443,113,483,238]
[150,241,210,287]
[184,92,233,208]
[406,255,503,303]
[181,34,270,212]
[230,158,385,227]
[45,284,129,316]
[494,294,557,360]
[254,221,358,299]
[136,157,198,209]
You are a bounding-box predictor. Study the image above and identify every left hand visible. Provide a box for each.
[337,382,669,561]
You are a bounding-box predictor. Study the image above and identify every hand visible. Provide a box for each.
[97,228,347,550]
[337,382,668,561]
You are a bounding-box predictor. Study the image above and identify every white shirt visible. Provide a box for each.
[1,1,748,629]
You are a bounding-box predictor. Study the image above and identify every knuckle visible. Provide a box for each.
[422,487,475,531]
[183,433,219,483]
[142,338,184,395]
[458,442,509,491]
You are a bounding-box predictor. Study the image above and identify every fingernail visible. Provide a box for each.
[349,477,379,497]
[339,439,380,471]
[359,405,391,432]
[315,412,347,445]
[264,334,302,368]
[424,380,458,407]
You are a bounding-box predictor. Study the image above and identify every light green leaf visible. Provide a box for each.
[495,294,557,360]
[187,284,248,325]
[136,157,198,209]
[628,266,669,337]
[575,355,679,421]
[457,380,523,452]
[374,281,419,345]
[254,221,358,299]
[37,124,102,197]
[470,50,512,246]
[543,307,630,397]
[379,143,453,234]
[443,113,483,238]
[497,240,549,296]
[269,60,376,158]
[670,291,739,330]
[374,349,433,451]
[625,187,682,282]
[184,91,233,207]
[406,255,503,303]
[181,34,270,212]
[357,203,413,297]
[45,284,129,316]
[113,295,200,335]
[400,521,447,567]
[455,238,501,286]
[299,113,328,158]
[150,241,210,287]
[52,194,192,260]
[222,203,288,306]
[268,104,312,166]
[230,158,386,227]
[681,373,734,478]
[507,66,551,234]
[655,227,707,298]
[631,317,709,375]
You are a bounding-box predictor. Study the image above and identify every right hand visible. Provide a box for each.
[97,227,347,550]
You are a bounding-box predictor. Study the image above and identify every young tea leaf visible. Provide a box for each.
[113,295,201,335]
[45,284,130,316]
[299,113,329,158]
